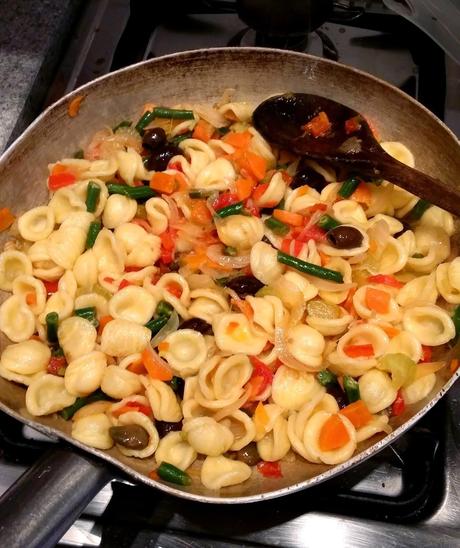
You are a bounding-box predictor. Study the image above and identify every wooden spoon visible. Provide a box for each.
[253,93,460,216]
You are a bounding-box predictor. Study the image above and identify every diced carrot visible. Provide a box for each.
[319,414,350,451]
[157,341,170,352]
[236,178,255,201]
[51,163,70,176]
[166,282,182,298]
[351,182,372,207]
[25,292,37,306]
[150,172,178,194]
[340,400,372,429]
[231,298,254,320]
[0,207,15,232]
[226,321,239,335]
[302,111,331,138]
[141,345,174,381]
[68,95,84,117]
[190,199,212,225]
[149,470,159,480]
[182,247,231,272]
[305,203,328,214]
[378,324,400,339]
[450,359,459,375]
[345,116,362,134]
[365,287,390,314]
[246,151,267,181]
[344,344,374,358]
[112,404,140,418]
[223,130,252,148]
[127,359,147,374]
[318,251,329,266]
[98,315,114,336]
[192,119,214,143]
[273,209,304,227]
[254,402,270,437]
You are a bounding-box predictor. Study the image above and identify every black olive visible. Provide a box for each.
[327,385,347,409]
[168,376,185,398]
[145,144,183,171]
[225,275,264,298]
[142,127,167,150]
[394,220,412,238]
[291,159,327,192]
[327,225,363,249]
[180,318,213,335]
[109,425,150,449]
[235,443,261,466]
[155,420,183,438]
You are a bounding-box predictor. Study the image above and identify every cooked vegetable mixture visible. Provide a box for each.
[0,96,459,491]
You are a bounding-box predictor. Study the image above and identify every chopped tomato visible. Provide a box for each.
[391,390,405,417]
[124,266,142,273]
[280,238,304,257]
[365,287,391,314]
[295,224,326,243]
[160,228,176,265]
[251,183,268,205]
[367,274,404,289]
[319,414,350,451]
[0,208,15,232]
[166,282,182,298]
[190,199,212,225]
[281,171,293,185]
[246,357,274,400]
[340,400,372,429]
[119,279,133,290]
[43,280,59,294]
[213,192,239,212]
[343,344,374,358]
[97,315,113,336]
[48,171,76,191]
[47,356,67,376]
[305,203,328,215]
[257,461,282,478]
[345,116,362,134]
[421,346,432,363]
[302,111,331,138]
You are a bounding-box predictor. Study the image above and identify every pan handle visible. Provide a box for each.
[0,446,113,548]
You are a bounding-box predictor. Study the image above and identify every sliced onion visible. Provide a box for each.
[367,219,390,258]
[414,361,446,379]
[303,208,325,229]
[213,388,251,422]
[303,274,356,292]
[162,194,180,225]
[207,244,250,268]
[193,104,229,128]
[274,326,320,373]
[263,228,283,250]
[150,311,179,347]
[271,277,305,325]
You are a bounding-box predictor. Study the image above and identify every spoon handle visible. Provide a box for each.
[377,154,460,217]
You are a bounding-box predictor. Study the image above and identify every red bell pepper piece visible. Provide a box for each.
[48,172,76,191]
[295,224,326,243]
[421,346,432,363]
[160,228,177,265]
[391,390,405,417]
[43,280,59,294]
[257,461,282,478]
[119,279,133,290]
[367,274,404,289]
[343,344,374,358]
[246,357,274,400]
[47,356,67,376]
[213,192,239,212]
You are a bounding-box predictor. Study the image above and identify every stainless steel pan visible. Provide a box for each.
[0,47,459,547]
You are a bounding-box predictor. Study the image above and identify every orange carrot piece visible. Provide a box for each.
[273,209,304,227]
[226,321,239,335]
[231,298,254,320]
[157,341,170,352]
[246,151,267,181]
[141,345,174,381]
[150,172,177,194]
[68,95,84,118]
[343,344,374,358]
[318,414,350,451]
[0,207,15,232]
[236,178,255,201]
[190,199,212,225]
[149,470,160,480]
[365,287,391,314]
[302,111,331,138]
[112,404,140,418]
[127,359,147,374]
[98,315,114,336]
[25,292,37,306]
[166,282,182,298]
[340,400,373,429]
[351,182,372,207]
[192,119,214,142]
[223,130,252,148]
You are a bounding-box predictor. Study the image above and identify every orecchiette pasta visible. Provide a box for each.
[57,316,97,362]
[18,206,55,242]
[160,329,208,377]
[250,241,284,285]
[201,455,251,490]
[154,432,197,471]
[26,374,76,416]
[0,250,33,291]
[212,313,268,355]
[0,295,35,342]
[183,416,234,456]
[100,319,151,357]
[64,351,107,397]
[272,366,323,411]
[100,365,142,399]
[145,197,170,235]
[0,340,50,385]
[72,413,114,450]
[108,285,157,325]
[402,305,455,346]
[142,377,182,422]
[402,373,436,405]
[216,215,264,251]
[359,369,397,413]
[102,194,137,229]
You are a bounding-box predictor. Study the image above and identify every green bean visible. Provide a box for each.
[74,306,98,327]
[215,202,244,218]
[156,301,174,318]
[317,214,340,231]
[59,389,111,421]
[135,107,194,133]
[277,251,343,283]
[145,315,169,335]
[406,199,432,221]
[107,183,156,200]
[338,176,360,198]
[85,221,101,249]
[46,312,59,343]
[85,181,101,213]
[317,369,338,387]
[343,375,360,403]
[170,131,192,146]
[264,216,290,236]
[156,462,191,486]
[113,120,132,132]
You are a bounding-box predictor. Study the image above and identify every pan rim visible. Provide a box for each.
[0,46,459,503]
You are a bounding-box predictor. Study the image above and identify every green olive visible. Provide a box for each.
[109,425,150,449]
[235,443,261,466]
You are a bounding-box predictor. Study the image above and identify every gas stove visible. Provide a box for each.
[1,1,460,546]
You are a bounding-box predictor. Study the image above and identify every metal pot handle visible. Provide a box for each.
[0,447,112,548]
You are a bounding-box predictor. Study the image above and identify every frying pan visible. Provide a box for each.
[0,48,459,547]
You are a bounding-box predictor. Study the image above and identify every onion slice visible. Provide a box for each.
[274,326,321,373]
[414,361,446,380]
[207,244,250,268]
[162,194,180,225]
[150,311,179,347]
